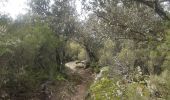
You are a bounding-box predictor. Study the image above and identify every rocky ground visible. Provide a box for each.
[50,61,94,100]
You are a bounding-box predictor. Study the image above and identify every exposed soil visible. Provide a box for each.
[50,61,94,100]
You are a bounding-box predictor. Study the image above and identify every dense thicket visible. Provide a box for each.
[0,0,170,100]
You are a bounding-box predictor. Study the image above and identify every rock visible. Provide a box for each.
[95,66,109,81]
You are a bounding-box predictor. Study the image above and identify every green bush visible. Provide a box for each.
[0,18,65,98]
[99,39,115,66]
[66,41,86,61]
[117,47,136,72]
[90,77,120,100]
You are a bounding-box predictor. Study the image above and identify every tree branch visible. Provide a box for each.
[133,0,170,20]
[94,11,147,39]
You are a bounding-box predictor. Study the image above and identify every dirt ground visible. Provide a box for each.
[50,61,94,100]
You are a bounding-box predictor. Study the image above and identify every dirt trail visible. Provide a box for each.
[64,61,94,100]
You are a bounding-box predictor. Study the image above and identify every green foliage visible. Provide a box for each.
[78,49,86,60]
[161,29,170,71]
[0,17,66,98]
[125,83,150,100]
[90,67,152,100]
[90,77,120,100]
[99,39,115,66]
[117,44,136,72]
[89,24,170,100]
[0,0,170,99]
[65,41,86,61]
[117,48,135,66]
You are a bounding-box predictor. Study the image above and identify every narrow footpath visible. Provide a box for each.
[65,61,94,100]
[50,61,94,100]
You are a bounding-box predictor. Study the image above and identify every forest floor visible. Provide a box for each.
[50,61,94,100]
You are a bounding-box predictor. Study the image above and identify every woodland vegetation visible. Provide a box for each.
[0,0,170,100]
